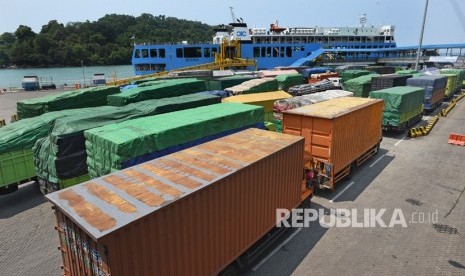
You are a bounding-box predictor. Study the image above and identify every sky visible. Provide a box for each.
[2,0,465,46]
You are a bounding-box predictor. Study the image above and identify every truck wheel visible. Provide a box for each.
[38,178,48,195]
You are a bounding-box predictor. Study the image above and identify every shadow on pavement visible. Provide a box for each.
[0,182,46,219]
[243,202,331,276]
[316,148,395,203]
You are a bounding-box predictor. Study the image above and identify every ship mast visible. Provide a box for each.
[230,7,237,23]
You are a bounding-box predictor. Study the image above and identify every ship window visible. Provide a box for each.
[253,47,260,58]
[301,46,305,51]
[176,48,183,58]
[267,47,271,57]
[159,49,166,58]
[286,47,292,57]
[141,49,149,58]
[135,49,141,58]
[261,47,266,57]
[273,47,278,57]
[150,49,157,58]
[212,47,218,54]
[184,47,202,58]
[204,48,211,57]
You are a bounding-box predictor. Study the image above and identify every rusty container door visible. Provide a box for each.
[283,97,383,189]
[48,128,304,276]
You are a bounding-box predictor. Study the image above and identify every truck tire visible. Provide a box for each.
[38,178,48,195]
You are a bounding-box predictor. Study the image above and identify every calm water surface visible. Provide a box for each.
[0,65,134,89]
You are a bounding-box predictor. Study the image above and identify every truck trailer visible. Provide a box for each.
[46,128,313,276]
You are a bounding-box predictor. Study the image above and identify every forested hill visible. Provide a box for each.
[0,14,215,68]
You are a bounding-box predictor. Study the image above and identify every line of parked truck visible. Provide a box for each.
[1,65,464,275]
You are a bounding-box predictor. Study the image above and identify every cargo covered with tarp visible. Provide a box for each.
[17,86,120,119]
[222,91,291,121]
[288,79,335,96]
[439,74,459,98]
[369,86,424,127]
[301,67,335,78]
[273,90,353,132]
[207,75,255,91]
[340,70,371,83]
[343,74,380,97]
[275,73,303,91]
[225,78,279,95]
[107,78,207,106]
[406,75,447,110]
[33,94,221,186]
[85,103,264,177]
[365,66,396,75]
[371,74,412,91]
[0,109,87,154]
[440,69,465,94]
[396,70,419,75]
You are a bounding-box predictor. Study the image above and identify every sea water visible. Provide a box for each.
[0,65,134,90]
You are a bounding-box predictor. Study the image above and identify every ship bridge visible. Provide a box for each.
[289,43,465,68]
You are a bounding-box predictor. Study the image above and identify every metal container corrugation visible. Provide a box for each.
[47,128,304,276]
[282,97,383,190]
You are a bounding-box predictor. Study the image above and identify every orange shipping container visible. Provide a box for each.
[46,128,306,276]
[283,97,383,190]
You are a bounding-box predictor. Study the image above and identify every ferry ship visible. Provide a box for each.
[131,14,396,75]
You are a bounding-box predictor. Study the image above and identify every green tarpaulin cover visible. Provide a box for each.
[340,70,371,83]
[17,86,120,119]
[33,94,221,183]
[369,86,424,127]
[275,73,303,92]
[107,78,206,106]
[85,103,264,177]
[343,74,380,97]
[0,108,89,154]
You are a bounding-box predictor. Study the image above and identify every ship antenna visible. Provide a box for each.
[360,13,367,27]
[229,7,237,23]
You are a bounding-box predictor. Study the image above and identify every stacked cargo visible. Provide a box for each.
[440,69,465,94]
[396,69,419,76]
[370,74,412,91]
[275,73,304,92]
[259,69,299,77]
[407,75,447,110]
[365,66,396,75]
[207,75,255,90]
[340,70,371,83]
[85,103,264,177]
[369,86,425,130]
[33,94,221,192]
[282,97,383,190]
[225,78,279,95]
[47,128,305,276]
[308,72,339,84]
[0,109,88,193]
[288,79,335,96]
[439,74,459,99]
[301,67,335,79]
[107,78,207,106]
[17,86,119,119]
[222,91,291,122]
[343,74,380,97]
[273,90,354,132]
